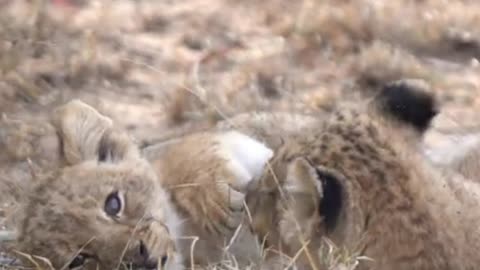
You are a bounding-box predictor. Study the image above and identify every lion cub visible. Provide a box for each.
[225,80,480,270]
[12,101,184,269]
[8,100,274,269]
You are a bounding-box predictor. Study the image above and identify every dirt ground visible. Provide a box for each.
[1,0,480,269]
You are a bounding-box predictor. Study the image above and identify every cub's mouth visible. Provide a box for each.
[66,240,171,270]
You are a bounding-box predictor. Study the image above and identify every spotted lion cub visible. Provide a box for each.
[222,80,480,270]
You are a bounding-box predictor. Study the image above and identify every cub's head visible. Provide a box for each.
[249,79,440,264]
[15,100,181,269]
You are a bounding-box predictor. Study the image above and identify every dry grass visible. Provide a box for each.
[288,0,480,58]
[1,0,480,269]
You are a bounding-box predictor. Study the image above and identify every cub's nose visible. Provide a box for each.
[136,241,168,269]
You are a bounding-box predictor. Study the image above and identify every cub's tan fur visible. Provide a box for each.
[213,84,480,269]
[144,129,274,267]
[449,139,480,182]
[9,100,274,269]
[13,100,183,269]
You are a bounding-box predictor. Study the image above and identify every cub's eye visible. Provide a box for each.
[68,253,88,269]
[104,191,122,217]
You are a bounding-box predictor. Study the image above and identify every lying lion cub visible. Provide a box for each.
[211,79,480,270]
[8,100,272,269]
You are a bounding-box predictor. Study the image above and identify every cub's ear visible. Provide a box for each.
[282,157,322,228]
[51,100,136,165]
[284,158,343,232]
[278,158,324,250]
[284,157,322,198]
[51,100,112,165]
[375,79,439,133]
[314,166,343,232]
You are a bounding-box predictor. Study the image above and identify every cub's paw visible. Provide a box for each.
[215,131,274,205]
[135,220,180,270]
[153,131,273,234]
[194,131,273,234]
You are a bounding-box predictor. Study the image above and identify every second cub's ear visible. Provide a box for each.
[284,157,323,198]
[284,159,344,232]
[51,100,113,165]
[375,79,439,133]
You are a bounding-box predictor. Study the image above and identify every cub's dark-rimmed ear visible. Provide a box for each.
[52,100,140,165]
[314,166,343,233]
[375,79,439,133]
[283,159,344,233]
[97,130,140,163]
[51,100,113,165]
[284,157,322,198]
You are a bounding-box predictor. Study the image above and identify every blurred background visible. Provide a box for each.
[1,0,480,265]
[1,0,480,140]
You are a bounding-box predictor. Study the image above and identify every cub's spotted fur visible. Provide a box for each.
[449,139,480,182]
[224,80,480,270]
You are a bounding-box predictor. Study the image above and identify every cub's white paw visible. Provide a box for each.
[216,131,274,210]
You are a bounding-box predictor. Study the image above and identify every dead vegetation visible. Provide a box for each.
[1,0,480,269]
